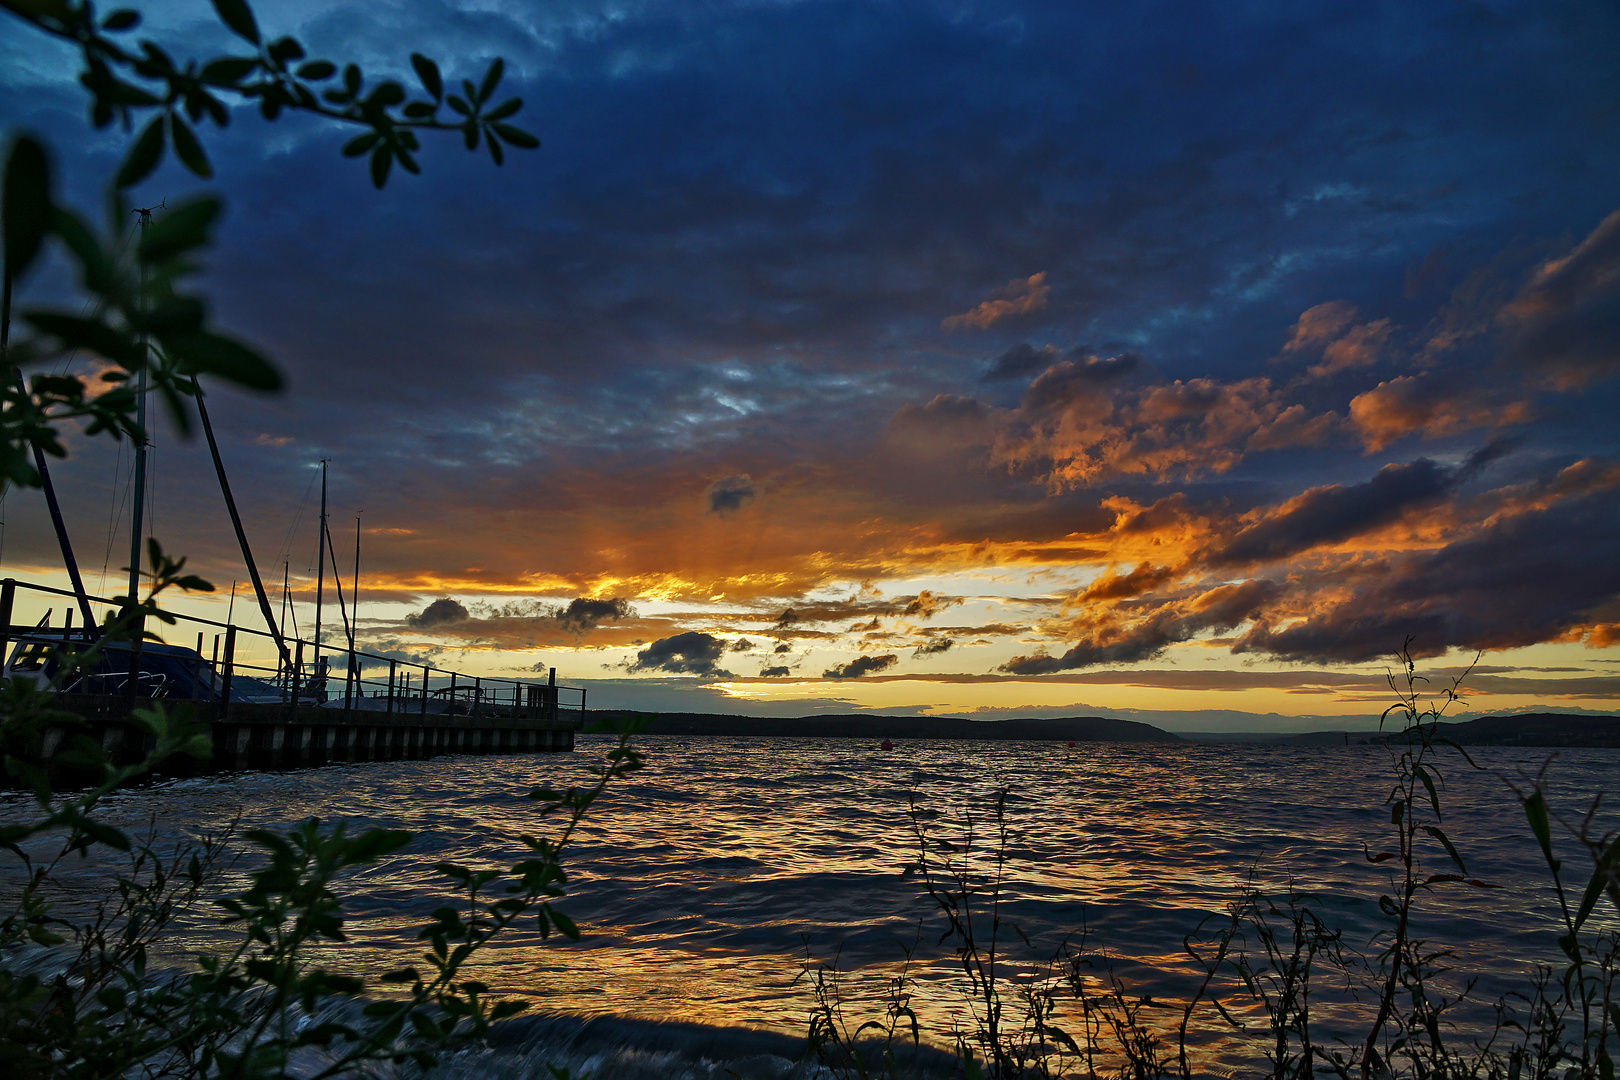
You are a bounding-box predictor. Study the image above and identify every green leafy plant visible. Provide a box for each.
[800,932,924,1080]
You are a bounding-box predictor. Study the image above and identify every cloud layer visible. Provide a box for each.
[2,0,1617,718]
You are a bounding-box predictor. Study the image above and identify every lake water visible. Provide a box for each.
[6,734,1620,1076]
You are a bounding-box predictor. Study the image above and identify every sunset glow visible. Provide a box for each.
[3,1,1617,731]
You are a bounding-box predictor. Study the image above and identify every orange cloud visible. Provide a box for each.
[1278,301,1394,378]
[1002,578,1281,672]
[1282,300,1359,353]
[1312,318,1393,377]
[1347,375,1533,452]
[942,272,1050,330]
[991,375,1336,490]
[1078,562,1182,601]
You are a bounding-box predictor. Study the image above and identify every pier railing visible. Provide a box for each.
[0,577,586,722]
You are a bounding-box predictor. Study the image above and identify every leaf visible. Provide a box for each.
[478,57,504,105]
[107,80,163,108]
[1576,838,1620,930]
[116,114,166,189]
[550,909,579,940]
[411,53,442,99]
[368,81,405,108]
[484,97,521,122]
[1422,824,1467,874]
[78,816,132,852]
[369,144,392,188]
[211,0,260,45]
[201,57,257,84]
[268,37,305,65]
[52,207,110,291]
[142,295,207,335]
[1414,764,1441,818]
[23,312,144,366]
[296,60,336,80]
[3,135,52,279]
[1524,790,1560,871]
[492,123,539,149]
[168,115,212,178]
[156,378,194,436]
[161,330,281,390]
[489,1001,528,1021]
[342,132,379,158]
[138,198,221,262]
[409,1010,445,1040]
[345,827,411,863]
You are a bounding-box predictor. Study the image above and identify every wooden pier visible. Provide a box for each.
[45,695,584,776]
[3,579,591,782]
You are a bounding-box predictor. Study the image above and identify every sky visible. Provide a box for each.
[2,0,1619,731]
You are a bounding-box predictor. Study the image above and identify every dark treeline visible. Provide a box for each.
[587,711,1182,742]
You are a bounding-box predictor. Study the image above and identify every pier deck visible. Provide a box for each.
[45,694,583,775]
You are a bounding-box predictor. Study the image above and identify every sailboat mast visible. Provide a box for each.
[194,380,287,663]
[314,459,327,676]
[351,513,361,651]
[127,211,152,604]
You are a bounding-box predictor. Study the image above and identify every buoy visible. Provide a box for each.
[880,738,894,750]
[1068,740,1076,748]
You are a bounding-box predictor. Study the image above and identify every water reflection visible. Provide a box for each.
[3,736,1617,1048]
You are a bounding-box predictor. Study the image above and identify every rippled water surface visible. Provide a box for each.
[7,735,1620,1059]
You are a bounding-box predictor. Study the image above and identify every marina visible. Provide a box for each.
[1,576,587,778]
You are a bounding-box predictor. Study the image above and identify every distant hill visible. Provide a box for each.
[1408,713,1620,748]
[586,711,1181,743]
[1273,713,1620,748]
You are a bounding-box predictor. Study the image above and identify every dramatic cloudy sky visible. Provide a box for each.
[4,0,1619,729]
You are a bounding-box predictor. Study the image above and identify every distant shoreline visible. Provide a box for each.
[1177,713,1620,748]
[585,710,1620,748]
[586,711,1182,742]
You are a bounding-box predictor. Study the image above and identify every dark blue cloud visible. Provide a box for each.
[1235,485,1620,663]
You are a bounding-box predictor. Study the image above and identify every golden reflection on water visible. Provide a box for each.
[5,735,1619,1067]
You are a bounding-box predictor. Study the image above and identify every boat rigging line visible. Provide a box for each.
[323,513,352,650]
[352,512,361,650]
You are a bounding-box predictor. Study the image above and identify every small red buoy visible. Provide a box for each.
[881,738,894,750]
[1068,740,1076,748]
